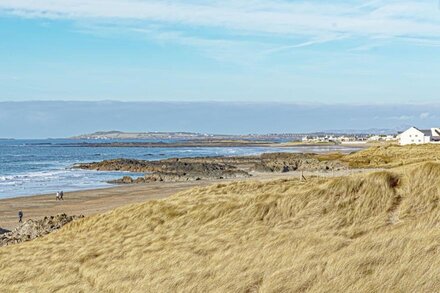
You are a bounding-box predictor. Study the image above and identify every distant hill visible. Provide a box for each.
[70,131,304,141]
[71,131,212,140]
[70,130,399,141]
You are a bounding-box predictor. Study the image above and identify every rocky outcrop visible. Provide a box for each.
[108,169,250,184]
[76,153,348,184]
[74,158,154,173]
[75,158,248,173]
[253,153,345,173]
[76,158,252,183]
[0,214,84,247]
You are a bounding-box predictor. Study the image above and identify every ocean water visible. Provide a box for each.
[0,139,360,198]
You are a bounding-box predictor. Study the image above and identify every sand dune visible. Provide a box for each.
[1,160,439,292]
[319,143,440,168]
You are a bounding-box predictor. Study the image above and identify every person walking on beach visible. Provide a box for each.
[18,210,23,223]
[56,191,64,200]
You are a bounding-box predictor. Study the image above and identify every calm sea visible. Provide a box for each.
[0,139,360,198]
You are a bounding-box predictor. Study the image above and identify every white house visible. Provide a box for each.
[368,135,397,142]
[399,127,440,145]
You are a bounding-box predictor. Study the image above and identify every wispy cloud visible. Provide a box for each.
[130,26,271,64]
[1,0,440,63]
[262,34,348,55]
[2,1,440,39]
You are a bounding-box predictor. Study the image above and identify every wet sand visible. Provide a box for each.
[0,169,371,230]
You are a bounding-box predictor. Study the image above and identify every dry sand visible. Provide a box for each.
[0,181,211,231]
[0,169,369,231]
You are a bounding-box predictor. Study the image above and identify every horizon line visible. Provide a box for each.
[1,100,440,107]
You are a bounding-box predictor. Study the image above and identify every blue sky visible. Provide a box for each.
[1,0,440,103]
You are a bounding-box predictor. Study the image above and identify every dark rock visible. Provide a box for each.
[80,152,347,185]
[0,228,10,235]
[0,214,84,247]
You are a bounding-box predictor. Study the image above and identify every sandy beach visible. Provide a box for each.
[0,180,216,231]
[0,169,371,231]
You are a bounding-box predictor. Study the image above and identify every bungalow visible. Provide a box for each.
[399,127,440,145]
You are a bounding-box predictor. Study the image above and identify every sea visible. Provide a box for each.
[0,139,360,199]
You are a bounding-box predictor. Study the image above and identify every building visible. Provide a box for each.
[367,134,397,142]
[399,127,440,145]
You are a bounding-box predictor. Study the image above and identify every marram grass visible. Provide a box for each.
[319,143,440,168]
[1,162,440,292]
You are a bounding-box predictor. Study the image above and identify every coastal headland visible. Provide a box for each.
[68,130,378,148]
[64,140,346,148]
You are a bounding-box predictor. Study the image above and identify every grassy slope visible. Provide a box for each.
[319,144,440,168]
[1,158,440,292]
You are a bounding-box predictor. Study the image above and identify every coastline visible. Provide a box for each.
[0,180,211,231]
[0,140,365,199]
[0,168,373,231]
[61,141,369,149]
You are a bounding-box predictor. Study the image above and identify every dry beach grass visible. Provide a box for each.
[319,143,440,168]
[1,151,440,291]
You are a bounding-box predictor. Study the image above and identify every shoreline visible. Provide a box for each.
[60,141,368,149]
[1,146,363,201]
[0,146,372,231]
[0,180,215,231]
[0,168,374,231]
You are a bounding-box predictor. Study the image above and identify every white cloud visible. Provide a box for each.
[130,27,270,64]
[2,0,440,62]
[1,0,440,40]
[262,34,348,55]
